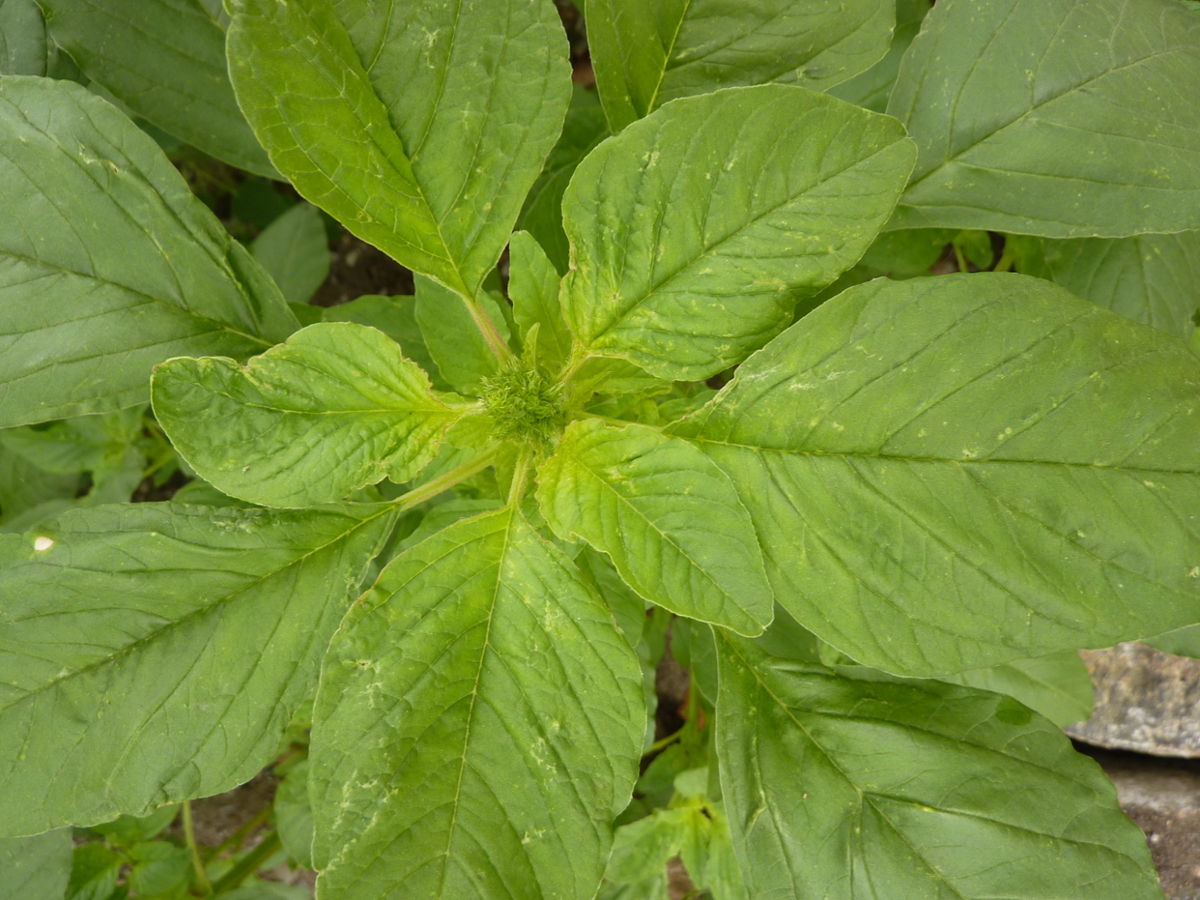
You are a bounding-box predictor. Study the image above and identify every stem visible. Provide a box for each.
[993,247,1014,273]
[463,296,513,365]
[203,803,272,862]
[507,448,533,506]
[648,729,684,753]
[392,446,500,512]
[953,242,969,273]
[183,801,212,896]
[208,830,282,894]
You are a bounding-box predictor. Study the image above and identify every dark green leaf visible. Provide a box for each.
[1143,622,1200,659]
[0,443,79,526]
[251,203,331,305]
[561,84,915,380]
[716,633,1162,900]
[0,501,397,836]
[827,0,933,114]
[1010,232,1200,339]
[0,77,298,427]
[0,0,47,75]
[671,274,1200,675]
[0,829,72,900]
[587,0,895,132]
[90,806,178,847]
[274,759,314,869]
[228,0,569,299]
[517,85,610,274]
[537,419,773,636]
[126,841,191,897]
[39,0,274,175]
[153,322,461,507]
[310,506,644,900]
[66,843,121,900]
[888,0,1200,236]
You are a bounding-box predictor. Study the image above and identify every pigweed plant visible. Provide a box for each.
[3,0,1200,897]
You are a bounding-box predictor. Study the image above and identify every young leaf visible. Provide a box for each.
[0,830,72,900]
[414,274,511,393]
[671,273,1200,676]
[153,323,461,508]
[0,0,47,76]
[518,85,610,274]
[227,0,569,299]
[561,84,915,381]
[715,633,1163,900]
[587,0,895,132]
[251,202,332,305]
[945,650,1094,728]
[1010,232,1200,339]
[38,0,275,175]
[0,501,397,836]
[126,841,192,897]
[0,77,299,427]
[509,231,572,373]
[888,0,1200,237]
[66,843,123,900]
[310,506,644,900]
[537,419,773,636]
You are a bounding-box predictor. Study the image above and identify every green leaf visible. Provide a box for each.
[605,808,693,883]
[561,84,915,381]
[126,841,191,898]
[0,443,79,525]
[827,0,933,114]
[509,231,571,373]
[227,0,569,299]
[715,633,1163,900]
[274,760,314,869]
[518,85,610,274]
[576,546,647,648]
[38,0,274,175]
[587,0,895,133]
[415,274,511,394]
[537,419,773,636]
[0,0,47,76]
[153,322,460,508]
[321,294,448,391]
[310,505,644,900]
[0,829,72,900]
[66,843,122,900]
[0,408,141,475]
[1142,622,1200,658]
[945,650,1094,728]
[1010,232,1200,339]
[670,273,1200,676]
[0,500,396,836]
[251,203,331,305]
[90,806,178,848]
[887,0,1200,237]
[0,77,299,427]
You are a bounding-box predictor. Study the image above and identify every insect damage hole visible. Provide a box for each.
[33,536,54,551]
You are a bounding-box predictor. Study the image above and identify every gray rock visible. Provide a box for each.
[1067,643,1200,757]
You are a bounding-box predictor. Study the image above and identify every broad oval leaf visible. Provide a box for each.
[310,506,644,900]
[1011,232,1200,339]
[715,633,1162,900]
[228,0,570,299]
[152,323,461,508]
[0,501,397,837]
[0,829,72,900]
[537,419,773,636]
[887,0,1200,237]
[0,77,298,427]
[561,84,916,381]
[671,273,1200,676]
[39,0,275,176]
[587,0,895,132]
